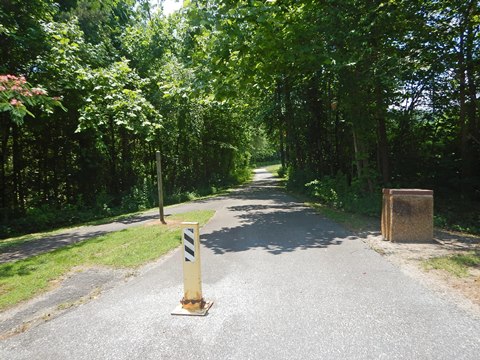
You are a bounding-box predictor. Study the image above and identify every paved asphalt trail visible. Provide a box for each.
[1,170,479,359]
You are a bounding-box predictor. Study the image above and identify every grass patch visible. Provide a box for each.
[0,194,231,252]
[263,163,282,175]
[0,210,214,311]
[423,252,480,277]
[0,208,159,253]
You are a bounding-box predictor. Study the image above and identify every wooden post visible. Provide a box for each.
[156,151,166,224]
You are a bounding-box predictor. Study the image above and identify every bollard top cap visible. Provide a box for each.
[388,189,433,196]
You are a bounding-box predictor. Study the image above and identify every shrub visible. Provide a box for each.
[286,166,316,192]
[304,173,381,217]
[277,166,287,178]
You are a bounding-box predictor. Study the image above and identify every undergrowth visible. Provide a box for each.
[277,166,479,236]
[0,168,251,240]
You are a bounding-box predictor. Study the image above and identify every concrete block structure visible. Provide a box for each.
[381,189,433,242]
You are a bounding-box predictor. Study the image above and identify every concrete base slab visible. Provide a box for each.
[171,301,213,316]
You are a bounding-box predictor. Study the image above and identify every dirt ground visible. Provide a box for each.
[363,229,480,316]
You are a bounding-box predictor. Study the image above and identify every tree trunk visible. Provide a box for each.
[375,84,390,184]
[352,125,374,193]
[108,117,118,197]
[334,109,340,174]
[120,127,133,194]
[457,28,471,188]
[306,73,327,175]
[12,124,25,214]
[279,129,285,169]
[463,1,479,187]
[0,116,11,218]
[283,78,297,168]
[275,80,286,169]
[465,11,477,135]
[352,126,363,179]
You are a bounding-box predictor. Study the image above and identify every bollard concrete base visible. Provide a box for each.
[382,189,433,243]
[171,300,213,316]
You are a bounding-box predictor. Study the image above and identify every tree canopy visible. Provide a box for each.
[0,0,478,236]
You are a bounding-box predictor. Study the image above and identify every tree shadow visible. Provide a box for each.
[0,230,109,264]
[433,229,480,251]
[0,263,35,278]
[116,213,160,225]
[202,200,354,256]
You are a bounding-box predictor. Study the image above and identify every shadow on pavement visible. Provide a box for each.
[202,174,354,255]
[115,213,160,225]
[0,230,109,264]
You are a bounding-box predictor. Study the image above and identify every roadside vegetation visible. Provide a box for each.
[265,164,373,232]
[0,210,214,311]
[1,1,478,239]
[270,165,479,236]
[266,165,480,301]
[423,252,480,278]
[0,182,236,241]
[263,163,282,176]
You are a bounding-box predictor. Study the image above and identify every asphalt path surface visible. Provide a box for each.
[1,169,479,359]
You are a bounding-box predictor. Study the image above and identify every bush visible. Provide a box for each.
[95,190,114,213]
[306,177,341,207]
[121,179,153,212]
[0,204,109,239]
[286,166,316,191]
[231,167,253,184]
[304,173,381,217]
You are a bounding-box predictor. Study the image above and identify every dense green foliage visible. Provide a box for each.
[0,0,478,236]
[0,1,255,237]
[180,0,479,232]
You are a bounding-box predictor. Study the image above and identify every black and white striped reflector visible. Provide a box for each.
[183,228,195,262]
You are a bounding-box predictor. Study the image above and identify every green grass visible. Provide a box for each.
[423,252,480,277]
[0,210,214,311]
[263,163,282,175]
[0,208,153,246]
[0,193,231,252]
[0,208,159,253]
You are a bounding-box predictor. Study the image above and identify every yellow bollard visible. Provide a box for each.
[171,222,213,316]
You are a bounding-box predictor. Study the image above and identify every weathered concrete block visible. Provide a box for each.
[381,188,391,240]
[382,189,433,243]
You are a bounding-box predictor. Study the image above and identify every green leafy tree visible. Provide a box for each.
[77,59,161,197]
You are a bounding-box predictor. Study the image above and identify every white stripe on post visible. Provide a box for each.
[183,228,195,262]
[184,229,194,241]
